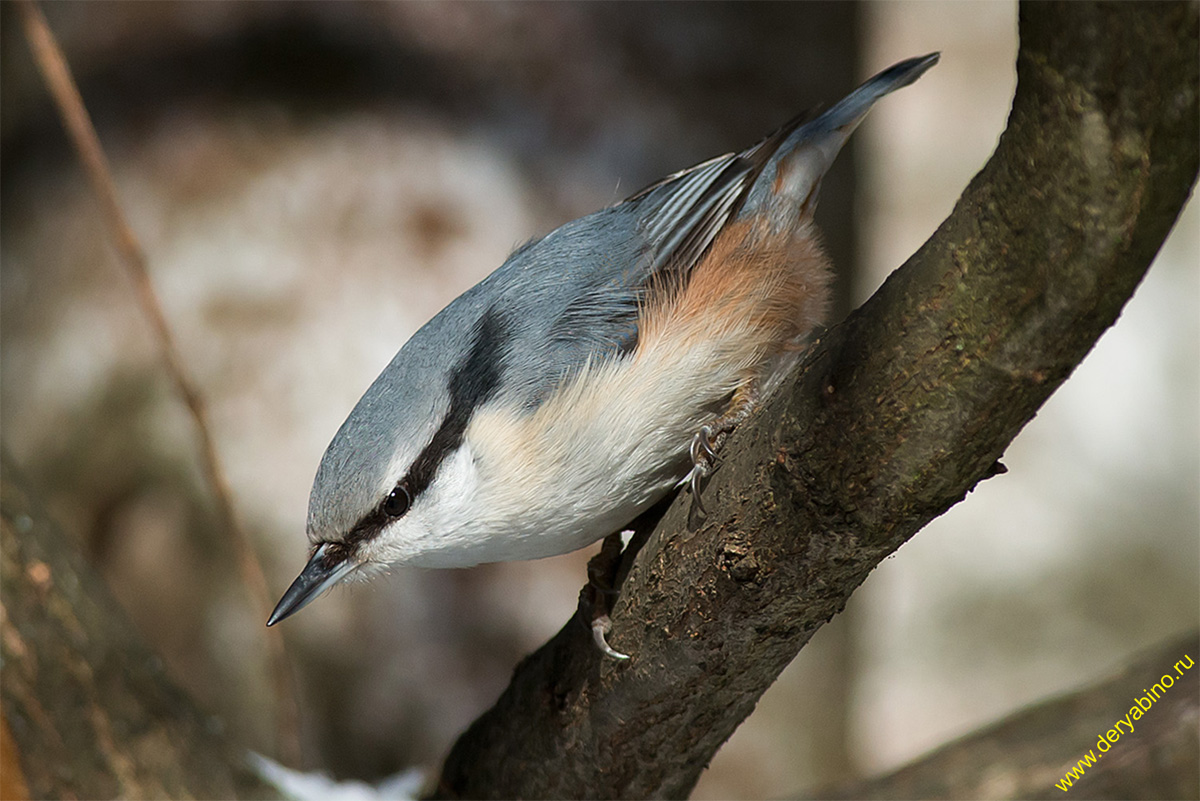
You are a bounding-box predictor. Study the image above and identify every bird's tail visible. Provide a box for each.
[741,52,940,228]
[808,53,940,138]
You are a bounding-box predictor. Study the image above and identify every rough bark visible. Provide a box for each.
[435,3,1199,799]
[804,631,1200,800]
[0,452,279,800]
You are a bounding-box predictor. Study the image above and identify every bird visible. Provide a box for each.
[267,53,939,632]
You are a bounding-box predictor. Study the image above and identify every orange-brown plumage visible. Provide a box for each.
[636,214,831,401]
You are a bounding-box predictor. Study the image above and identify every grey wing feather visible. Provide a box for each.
[644,155,752,276]
[624,113,807,279]
[632,153,744,268]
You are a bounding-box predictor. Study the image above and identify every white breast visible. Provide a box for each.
[448,343,742,564]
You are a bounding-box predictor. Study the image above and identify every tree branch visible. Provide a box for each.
[803,631,1200,800]
[435,3,1199,798]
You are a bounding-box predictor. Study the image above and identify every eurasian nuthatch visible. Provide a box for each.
[268,53,939,627]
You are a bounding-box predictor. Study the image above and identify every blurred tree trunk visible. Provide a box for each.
[0,452,279,800]
[434,3,1199,798]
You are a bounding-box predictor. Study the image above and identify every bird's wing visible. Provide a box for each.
[625,111,809,281]
[488,116,811,410]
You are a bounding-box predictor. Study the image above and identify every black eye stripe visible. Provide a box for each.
[404,308,509,498]
[342,308,511,550]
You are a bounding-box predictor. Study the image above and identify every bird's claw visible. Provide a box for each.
[677,425,718,514]
[691,425,718,464]
[591,615,630,661]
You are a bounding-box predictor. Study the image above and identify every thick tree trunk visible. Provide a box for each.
[435,3,1199,798]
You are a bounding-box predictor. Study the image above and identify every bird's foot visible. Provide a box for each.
[583,530,630,661]
[677,425,720,515]
[677,381,762,516]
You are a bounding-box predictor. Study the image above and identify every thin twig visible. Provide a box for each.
[17,0,301,766]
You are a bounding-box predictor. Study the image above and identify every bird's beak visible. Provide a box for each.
[266,543,357,626]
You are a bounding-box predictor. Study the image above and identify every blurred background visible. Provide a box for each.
[1,2,1195,798]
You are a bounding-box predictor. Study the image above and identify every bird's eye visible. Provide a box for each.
[383,482,411,518]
